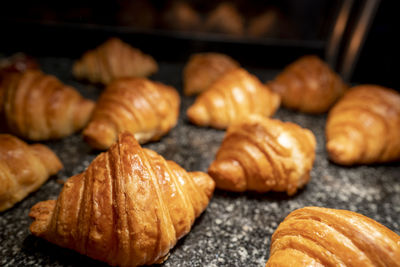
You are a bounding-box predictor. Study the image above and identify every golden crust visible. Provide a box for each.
[183,53,239,96]
[326,85,400,165]
[187,68,280,129]
[269,55,347,114]
[29,132,215,267]
[208,115,316,195]
[83,77,180,150]
[73,38,158,85]
[0,134,62,212]
[1,70,94,140]
[266,207,400,267]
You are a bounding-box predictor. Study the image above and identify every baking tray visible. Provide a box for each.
[0,57,399,267]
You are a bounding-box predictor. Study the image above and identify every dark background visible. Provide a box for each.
[0,0,397,89]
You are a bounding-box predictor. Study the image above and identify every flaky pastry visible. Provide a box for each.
[326,85,400,165]
[183,52,239,96]
[1,70,94,140]
[83,77,180,149]
[30,132,215,267]
[73,38,158,84]
[269,55,347,114]
[0,134,62,212]
[266,207,400,266]
[187,68,280,129]
[208,115,316,195]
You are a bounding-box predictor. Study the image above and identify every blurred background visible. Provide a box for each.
[0,0,396,88]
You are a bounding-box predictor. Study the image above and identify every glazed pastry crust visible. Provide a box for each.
[83,77,180,150]
[183,53,239,96]
[0,134,62,212]
[326,85,400,165]
[269,55,347,114]
[73,38,158,85]
[266,207,400,267]
[208,115,316,195]
[1,70,94,140]
[29,132,215,267]
[187,68,280,129]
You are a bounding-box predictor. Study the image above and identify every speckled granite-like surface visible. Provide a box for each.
[0,58,399,267]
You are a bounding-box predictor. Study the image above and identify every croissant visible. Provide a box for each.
[268,55,347,114]
[163,1,202,31]
[187,68,280,129]
[0,134,62,212]
[29,132,215,266]
[208,115,316,195]
[205,2,244,35]
[326,85,400,165]
[83,77,180,150]
[266,207,400,266]
[73,38,158,85]
[183,52,239,96]
[0,54,39,117]
[1,70,94,140]
[247,9,280,37]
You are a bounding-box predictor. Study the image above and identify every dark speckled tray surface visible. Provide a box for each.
[0,58,399,267]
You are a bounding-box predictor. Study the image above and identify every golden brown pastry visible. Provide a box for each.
[163,1,202,31]
[208,115,316,195]
[268,55,347,114]
[187,68,280,129]
[204,3,244,35]
[326,85,400,165]
[183,52,239,96]
[73,38,158,85]
[0,134,62,212]
[1,70,94,141]
[83,77,180,150]
[0,53,39,115]
[30,132,215,267]
[266,207,400,266]
[247,9,280,37]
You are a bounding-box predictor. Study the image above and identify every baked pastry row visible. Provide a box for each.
[0,50,399,266]
[22,132,399,266]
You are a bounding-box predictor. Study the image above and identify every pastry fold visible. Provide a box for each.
[187,68,280,129]
[266,207,400,267]
[269,55,347,113]
[73,38,158,85]
[1,70,94,140]
[208,115,316,195]
[0,134,62,212]
[83,77,180,150]
[183,52,239,96]
[29,132,215,267]
[326,85,400,165]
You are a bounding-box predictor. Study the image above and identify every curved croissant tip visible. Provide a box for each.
[190,172,216,199]
[208,159,246,191]
[326,137,358,165]
[83,122,117,150]
[186,103,209,127]
[29,200,56,236]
